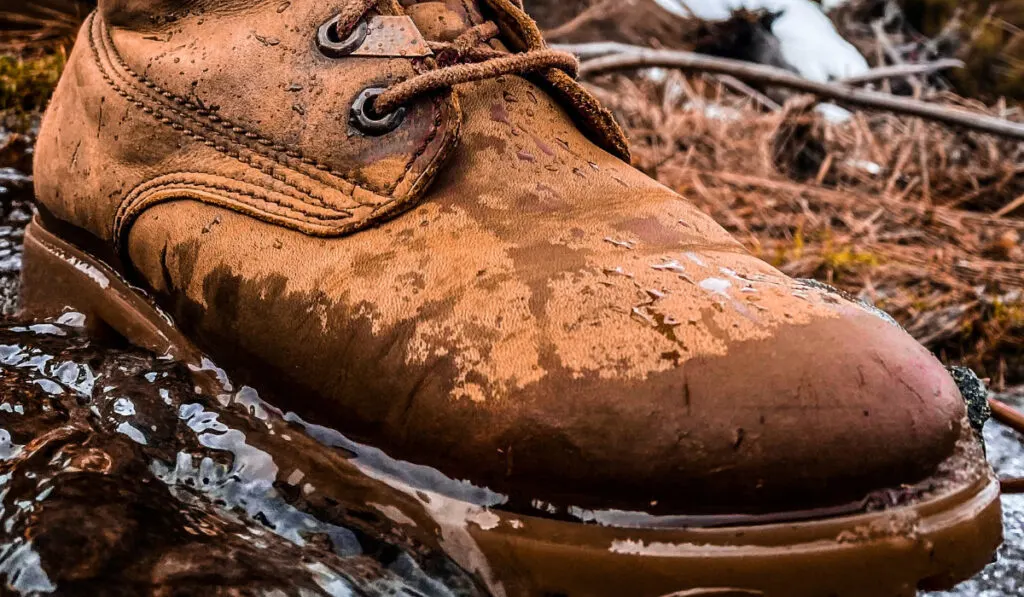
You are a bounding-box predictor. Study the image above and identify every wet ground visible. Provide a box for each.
[927,417,1024,597]
[0,123,1022,596]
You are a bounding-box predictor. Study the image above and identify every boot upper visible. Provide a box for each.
[34,0,972,516]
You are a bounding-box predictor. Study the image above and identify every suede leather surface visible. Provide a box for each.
[36,0,967,514]
[36,5,462,245]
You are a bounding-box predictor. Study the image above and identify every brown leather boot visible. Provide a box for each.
[23,0,1001,595]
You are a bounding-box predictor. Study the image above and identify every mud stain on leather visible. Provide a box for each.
[136,252,968,517]
[397,270,426,292]
[516,185,569,215]
[351,250,397,279]
[466,131,509,156]
[170,239,201,294]
[158,265,505,475]
[613,216,688,249]
[507,243,591,321]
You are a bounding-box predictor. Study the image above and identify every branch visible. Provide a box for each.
[562,44,1024,141]
[1003,477,1024,494]
[712,74,781,111]
[553,41,648,59]
[991,396,1024,436]
[541,0,618,40]
[838,58,964,86]
[554,44,962,87]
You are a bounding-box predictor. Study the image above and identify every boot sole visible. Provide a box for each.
[20,217,1004,597]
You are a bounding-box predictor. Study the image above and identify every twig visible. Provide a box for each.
[995,192,1024,218]
[838,59,965,86]
[994,395,1024,496]
[1002,477,1024,494]
[713,74,781,111]
[556,43,961,92]
[542,0,618,40]
[871,19,923,95]
[871,20,910,67]
[553,41,646,59]
[990,396,1024,436]
[918,124,931,204]
[567,44,1024,141]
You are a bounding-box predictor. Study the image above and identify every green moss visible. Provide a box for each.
[820,242,879,281]
[0,52,65,114]
[771,224,805,266]
[992,297,1024,326]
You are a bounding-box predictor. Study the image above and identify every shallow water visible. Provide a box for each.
[0,126,1022,596]
[0,318,490,596]
[925,404,1024,597]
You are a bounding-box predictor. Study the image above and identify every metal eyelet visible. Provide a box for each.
[317,15,368,58]
[350,87,406,136]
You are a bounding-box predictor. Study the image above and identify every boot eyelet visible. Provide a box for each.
[350,87,406,136]
[317,15,368,58]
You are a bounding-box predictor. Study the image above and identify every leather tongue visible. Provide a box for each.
[401,0,483,42]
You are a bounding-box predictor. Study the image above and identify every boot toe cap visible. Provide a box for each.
[501,305,968,516]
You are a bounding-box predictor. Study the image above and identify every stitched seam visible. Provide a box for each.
[126,182,356,222]
[115,175,355,240]
[396,95,444,191]
[390,53,448,195]
[100,21,374,195]
[89,17,353,211]
[460,0,483,25]
[98,15,438,199]
[114,176,357,251]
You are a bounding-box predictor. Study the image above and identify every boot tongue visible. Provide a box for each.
[401,0,484,42]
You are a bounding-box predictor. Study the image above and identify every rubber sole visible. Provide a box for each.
[20,217,1004,597]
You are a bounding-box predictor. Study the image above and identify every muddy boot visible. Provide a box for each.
[23,1,1001,595]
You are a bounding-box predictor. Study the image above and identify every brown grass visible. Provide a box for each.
[0,0,92,56]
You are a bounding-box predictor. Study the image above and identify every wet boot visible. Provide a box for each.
[23,0,1001,595]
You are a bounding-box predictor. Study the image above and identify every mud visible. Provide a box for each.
[0,122,1020,596]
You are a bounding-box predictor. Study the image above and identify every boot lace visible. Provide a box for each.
[332,0,578,118]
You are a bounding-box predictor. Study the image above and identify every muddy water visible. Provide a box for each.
[0,123,1020,596]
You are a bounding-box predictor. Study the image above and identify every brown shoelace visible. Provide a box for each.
[334,0,578,116]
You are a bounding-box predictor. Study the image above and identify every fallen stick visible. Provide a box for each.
[557,43,1024,141]
[555,42,962,87]
[1003,477,1024,494]
[541,0,618,40]
[553,41,649,59]
[990,396,1024,436]
[712,74,781,111]
[870,19,922,93]
[838,59,964,86]
[994,192,1024,218]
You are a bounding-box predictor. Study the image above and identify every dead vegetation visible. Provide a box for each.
[0,0,93,56]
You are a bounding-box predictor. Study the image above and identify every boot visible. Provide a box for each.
[24,0,1001,595]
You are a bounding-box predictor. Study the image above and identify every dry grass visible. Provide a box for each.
[0,0,92,56]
